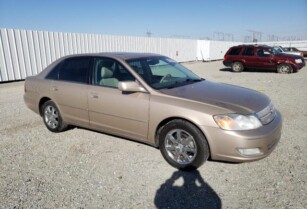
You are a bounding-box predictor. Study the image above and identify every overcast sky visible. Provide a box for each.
[0,0,306,41]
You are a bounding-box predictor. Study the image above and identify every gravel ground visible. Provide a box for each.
[0,61,306,209]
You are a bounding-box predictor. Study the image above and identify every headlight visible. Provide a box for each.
[213,114,262,130]
[295,59,302,64]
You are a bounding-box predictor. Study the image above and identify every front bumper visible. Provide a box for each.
[291,60,305,70]
[200,111,282,162]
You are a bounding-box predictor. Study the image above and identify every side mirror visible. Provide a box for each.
[118,81,147,93]
[263,51,273,57]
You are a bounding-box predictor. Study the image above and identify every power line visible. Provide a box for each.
[214,32,234,41]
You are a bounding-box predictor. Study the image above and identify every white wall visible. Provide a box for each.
[197,40,210,61]
[209,41,241,61]
[0,28,197,82]
[1,28,307,82]
[197,40,242,61]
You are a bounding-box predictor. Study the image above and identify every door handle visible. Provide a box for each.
[90,92,99,99]
[52,86,58,91]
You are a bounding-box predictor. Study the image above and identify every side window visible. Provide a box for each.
[58,57,91,84]
[257,49,271,58]
[45,61,64,80]
[242,48,254,56]
[229,47,242,55]
[129,60,145,76]
[92,58,135,88]
[128,60,154,84]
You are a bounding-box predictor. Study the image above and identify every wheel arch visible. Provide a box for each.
[277,62,294,73]
[154,117,211,157]
[232,60,244,64]
[38,97,52,116]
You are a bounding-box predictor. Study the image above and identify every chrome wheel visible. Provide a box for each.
[44,105,59,129]
[232,62,243,72]
[279,65,290,73]
[233,63,240,70]
[164,129,197,165]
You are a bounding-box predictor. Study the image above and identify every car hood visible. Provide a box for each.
[159,80,270,114]
[275,53,302,59]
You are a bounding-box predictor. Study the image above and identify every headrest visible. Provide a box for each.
[101,67,113,78]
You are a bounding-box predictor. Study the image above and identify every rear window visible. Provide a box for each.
[228,47,242,55]
[242,47,254,56]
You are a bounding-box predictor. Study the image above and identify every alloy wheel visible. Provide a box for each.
[164,129,197,165]
[44,105,59,129]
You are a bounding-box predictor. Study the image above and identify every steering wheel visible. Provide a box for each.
[160,74,172,83]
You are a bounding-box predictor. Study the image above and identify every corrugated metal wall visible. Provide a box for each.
[197,40,210,61]
[209,41,242,60]
[1,28,307,82]
[0,28,197,82]
[197,40,240,61]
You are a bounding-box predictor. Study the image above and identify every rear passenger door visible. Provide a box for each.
[241,47,256,68]
[50,57,91,127]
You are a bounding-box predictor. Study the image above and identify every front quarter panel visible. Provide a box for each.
[147,94,226,145]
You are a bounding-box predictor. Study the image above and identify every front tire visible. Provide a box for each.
[159,119,209,171]
[232,62,244,72]
[42,100,68,132]
[277,64,293,74]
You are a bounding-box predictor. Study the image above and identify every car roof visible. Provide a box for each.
[233,44,270,48]
[61,52,162,60]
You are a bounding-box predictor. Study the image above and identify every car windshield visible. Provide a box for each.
[127,56,202,89]
[267,47,282,55]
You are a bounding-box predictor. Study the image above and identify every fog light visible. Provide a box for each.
[237,148,262,156]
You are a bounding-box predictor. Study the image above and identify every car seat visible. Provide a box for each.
[99,67,119,87]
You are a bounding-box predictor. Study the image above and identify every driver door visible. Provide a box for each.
[87,57,150,140]
[255,49,275,69]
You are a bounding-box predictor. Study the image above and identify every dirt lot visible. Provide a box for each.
[0,61,306,209]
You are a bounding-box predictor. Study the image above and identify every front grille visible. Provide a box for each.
[256,103,276,125]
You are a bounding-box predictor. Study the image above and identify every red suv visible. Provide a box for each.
[223,45,305,73]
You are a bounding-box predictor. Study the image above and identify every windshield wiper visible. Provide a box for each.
[162,78,203,89]
[184,78,203,82]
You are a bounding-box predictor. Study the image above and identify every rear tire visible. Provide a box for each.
[42,100,68,132]
[277,64,293,74]
[159,119,209,171]
[232,62,244,72]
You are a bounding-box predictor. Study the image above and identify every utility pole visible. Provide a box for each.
[247,29,262,42]
[244,35,252,42]
[145,29,152,37]
[214,32,225,41]
[268,34,279,42]
[225,33,234,41]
